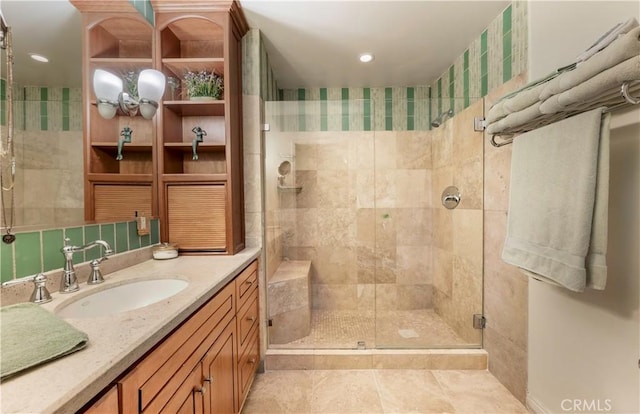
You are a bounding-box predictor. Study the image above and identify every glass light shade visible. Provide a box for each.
[138,69,166,103]
[97,103,117,119]
[93,69,123,101]
[138,103,157,120]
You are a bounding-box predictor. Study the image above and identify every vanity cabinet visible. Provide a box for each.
[112,259,258,414]
[72,0,248,254]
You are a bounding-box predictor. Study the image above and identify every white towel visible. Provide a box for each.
[575,18,639,64]
[540,56,640,114]
[501,108,610,292]
[540,25,640,100]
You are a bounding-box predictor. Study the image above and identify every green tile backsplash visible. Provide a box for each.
[1,239,13,284]
[42,229,64,272]
[115,222,129,254]
[101,223,116,254]
[14,232,42,279]
[128,222,141,250]
[151,220,160,245]
[65,227,85,264]
[84,225,101,261]
[1,219,159,283]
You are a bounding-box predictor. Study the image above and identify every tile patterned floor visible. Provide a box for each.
[269,310,476,349]
[242,369,529,414]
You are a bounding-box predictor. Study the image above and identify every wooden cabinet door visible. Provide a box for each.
[167,184,227,251]
[83,385,119,414]
[156,363,204,414]
[203,321,238,414]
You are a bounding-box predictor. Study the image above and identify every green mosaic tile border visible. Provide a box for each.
[272,86,432,132]
[430,3,527,121]
[1,83,82,131]
[0,218,160,283]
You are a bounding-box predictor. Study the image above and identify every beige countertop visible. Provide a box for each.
[0,247,261,414]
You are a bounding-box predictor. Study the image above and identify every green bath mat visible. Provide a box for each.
[1,302,89,380]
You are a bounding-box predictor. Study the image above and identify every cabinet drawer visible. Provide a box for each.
[238,327,259,407]
[237,288,258,351]
[235,260,258,309]
[119,281,235,414]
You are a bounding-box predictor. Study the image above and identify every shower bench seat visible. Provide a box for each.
[267,260,312,344]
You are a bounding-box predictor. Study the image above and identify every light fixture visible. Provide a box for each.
[29,53,49,63]
[93,68,166,120]
[359,53,374,63]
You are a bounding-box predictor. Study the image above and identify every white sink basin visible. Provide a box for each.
[56,278,189,319]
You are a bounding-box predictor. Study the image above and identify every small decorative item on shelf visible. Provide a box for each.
[191,126,207,160]
[183,70,223,101]
[117,126,133,161]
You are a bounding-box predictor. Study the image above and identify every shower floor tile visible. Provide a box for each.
[241,369,528,414]
[269,309,476,349]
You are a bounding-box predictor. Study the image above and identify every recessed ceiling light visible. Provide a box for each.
[359,53,374,63]
[29,53,49,63]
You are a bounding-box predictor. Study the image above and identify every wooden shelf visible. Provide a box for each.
[92,142,153,152]
[161,173,227,182]
[163,100,225,116]
[87,173,154,182]
[164,142,225,152]
[162,58,225,78]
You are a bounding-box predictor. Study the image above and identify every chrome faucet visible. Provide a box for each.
[60,238,113,293]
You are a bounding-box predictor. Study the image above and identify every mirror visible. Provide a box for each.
[1,1,84,230]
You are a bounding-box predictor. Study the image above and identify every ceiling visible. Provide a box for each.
[0,0,510,89]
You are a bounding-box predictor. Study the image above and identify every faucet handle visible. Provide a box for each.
[88,259,105,285]
[30,274,52,304]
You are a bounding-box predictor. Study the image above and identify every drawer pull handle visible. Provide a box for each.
[245,280,254,286]
[246,316,256,323]
[248,358,257,365]
[204,376,212,383]
[194,385,206,395]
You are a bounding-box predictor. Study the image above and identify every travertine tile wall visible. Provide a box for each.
[431,98,484,344]
[264,126,434,313]
[483,74,528,403]
[1,86,85,227]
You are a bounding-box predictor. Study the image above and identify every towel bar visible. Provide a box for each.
[490,134,515,147]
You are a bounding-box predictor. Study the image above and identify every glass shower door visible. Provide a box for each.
[264,99,377,349]
[374,97,484,349]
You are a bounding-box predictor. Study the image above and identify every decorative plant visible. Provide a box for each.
[122,71,139,97]
[183,70,224,99]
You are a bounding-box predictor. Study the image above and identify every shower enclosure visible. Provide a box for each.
[263,97,484,350]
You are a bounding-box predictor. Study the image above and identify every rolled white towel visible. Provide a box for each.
[540,56,640,114]
[576,17,638,63]
[540,25,640,100]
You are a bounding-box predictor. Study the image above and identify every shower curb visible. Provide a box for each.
[264,348,487,370]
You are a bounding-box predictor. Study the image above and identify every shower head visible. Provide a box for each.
[431,109,454,128]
